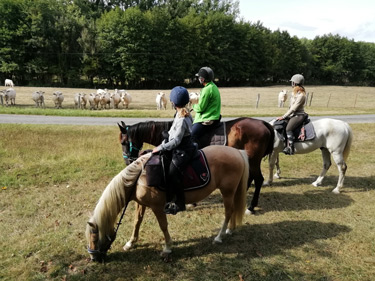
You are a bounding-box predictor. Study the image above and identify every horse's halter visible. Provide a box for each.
[87,227,116,262]
[120,127,143,165]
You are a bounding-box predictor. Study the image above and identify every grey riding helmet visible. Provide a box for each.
[290,74,305,85]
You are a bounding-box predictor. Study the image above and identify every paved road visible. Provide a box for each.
[0,114,374,126]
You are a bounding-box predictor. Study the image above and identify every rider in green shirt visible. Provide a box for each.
[192,67,221,144]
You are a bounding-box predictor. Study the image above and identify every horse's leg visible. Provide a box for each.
[152,209,173,255]
[331,152,347,194]
[246,159,263,215]
[123,203,146,251]
[274,154,281,179]
[312,148,332,187]
[264,151,278,186]
[214,196,233,243]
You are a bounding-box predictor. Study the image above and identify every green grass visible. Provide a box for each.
[0,123,374,280]
[1,85,374,118]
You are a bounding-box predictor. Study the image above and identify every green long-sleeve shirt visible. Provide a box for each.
[192,81,221,123]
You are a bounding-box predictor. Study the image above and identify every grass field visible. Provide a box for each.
[0,85,374,280]
[0,122,374,281]
[1,85,374,118]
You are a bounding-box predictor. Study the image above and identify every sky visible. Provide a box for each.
[238,0,375,43]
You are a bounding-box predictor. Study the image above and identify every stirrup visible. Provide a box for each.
[283,147,292,155]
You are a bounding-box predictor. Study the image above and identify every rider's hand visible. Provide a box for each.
[152,147,160,154]
[276,116,284,120]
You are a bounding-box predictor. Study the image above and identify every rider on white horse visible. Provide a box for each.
[276,74,307,155]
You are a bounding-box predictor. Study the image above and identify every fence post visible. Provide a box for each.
[309,92,314,106]
[0,95,3,106]
[305,92,309,106]
[78,95,81,109]
[326,93,331,107]
[255,93,260,108]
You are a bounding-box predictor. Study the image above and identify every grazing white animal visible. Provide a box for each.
[52,91,64,109]
[0,88,16,106]
[188,92,200,109]
[88,93,100,110]
[111,91,121,109]
[120,92,132,109]
[4,79,14,87]
[74,93,87,109]
[278,90,288,108]
[156,92,167,110]
[32,91,45,108]
[99,92,111,109]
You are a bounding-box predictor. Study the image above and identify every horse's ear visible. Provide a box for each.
[118,122,127,134]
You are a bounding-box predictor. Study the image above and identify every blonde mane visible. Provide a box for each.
[87,153,152,241]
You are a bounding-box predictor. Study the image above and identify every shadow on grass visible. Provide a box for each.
[192,186,353,214]
[266,175,375,191]
[82,220,351,281]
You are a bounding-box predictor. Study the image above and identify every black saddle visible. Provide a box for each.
[273,116,315,142]
[145,150,210,191]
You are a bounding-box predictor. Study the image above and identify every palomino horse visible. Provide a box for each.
[86,146,249,262]
[265,118,353,193]
[118,117,274,213]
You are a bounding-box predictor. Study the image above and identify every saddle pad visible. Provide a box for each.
[296,121,315,142]
[209,123,227,146]
[182,150,211,191]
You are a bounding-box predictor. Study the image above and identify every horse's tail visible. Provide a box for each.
[230,149,250,229]
[343,123,353,162]
[263,120,275,157]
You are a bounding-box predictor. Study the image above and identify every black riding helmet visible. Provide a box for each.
[196,67,214,83]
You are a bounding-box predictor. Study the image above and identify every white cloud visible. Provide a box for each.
[238,0,375,42]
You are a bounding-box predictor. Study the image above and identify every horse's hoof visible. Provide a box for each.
[274,174,281,179]
[123,241,132,251]
[245,209,252,215]
[263,181,270,186]
[225,229,233,235]
[332,188,340,194]
[160,251,172,262]
[312,181,320,187]
[213,237,222,244]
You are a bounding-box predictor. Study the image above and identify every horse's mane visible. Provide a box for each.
[128,121,172,145]
[88,153,152,239]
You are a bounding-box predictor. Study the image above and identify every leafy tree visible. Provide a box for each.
[0,0,28,83]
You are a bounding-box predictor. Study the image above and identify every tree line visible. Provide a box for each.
[1,0,375,89]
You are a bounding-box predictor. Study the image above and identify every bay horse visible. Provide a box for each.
[265,118,353,193]
[86,146,249,262]
[118,117,275,213]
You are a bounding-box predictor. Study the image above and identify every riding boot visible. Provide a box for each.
[164,167,186,215]
[283,132,295,155]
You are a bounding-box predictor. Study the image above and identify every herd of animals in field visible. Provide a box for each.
[1,79,291,109]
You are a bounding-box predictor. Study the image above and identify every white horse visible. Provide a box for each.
[265,118,353,194]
